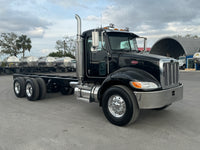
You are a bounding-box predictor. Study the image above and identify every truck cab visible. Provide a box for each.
[74,15,183,126]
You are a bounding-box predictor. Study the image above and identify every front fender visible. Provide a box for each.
[98,67,160,104]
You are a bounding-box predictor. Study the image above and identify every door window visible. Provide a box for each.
[86,33,107,77]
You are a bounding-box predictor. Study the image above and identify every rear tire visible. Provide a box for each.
[102,85,140,126]
[60,86,74,95]
[13,77,26,98]
[25,78,39,101]
[36,78,47,100]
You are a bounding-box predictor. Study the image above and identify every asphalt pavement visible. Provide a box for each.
[0,71,200,150]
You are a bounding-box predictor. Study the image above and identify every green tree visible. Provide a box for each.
[48,51,63,57]
[0,32,20,56]
[16,35,32,58]
[55,36,76,56]
[48,51,75,59]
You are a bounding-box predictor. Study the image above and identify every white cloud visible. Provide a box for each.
[27,27,45,38]
[0,8,51,34]
[49,0,94,8]
[40,49,54,55]
[165,22,200,35]
[44,19,76,38]
[85,15,100,22]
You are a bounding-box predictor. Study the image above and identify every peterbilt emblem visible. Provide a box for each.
[131,60,138,65]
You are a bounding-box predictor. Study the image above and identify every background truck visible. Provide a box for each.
[13,15,183,126]
[178,56,186,70]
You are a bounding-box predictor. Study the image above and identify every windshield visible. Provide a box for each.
[108,33,138,52]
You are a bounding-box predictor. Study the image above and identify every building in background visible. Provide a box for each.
[150,37,200,70]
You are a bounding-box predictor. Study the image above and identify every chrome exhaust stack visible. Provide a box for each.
[75,14,84,84]
[74,15,100,103]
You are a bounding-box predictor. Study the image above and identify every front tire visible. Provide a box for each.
[102,85,140,126]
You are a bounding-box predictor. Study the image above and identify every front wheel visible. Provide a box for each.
[102,85,140,126]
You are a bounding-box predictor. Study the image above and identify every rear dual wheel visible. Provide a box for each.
[25,78,46,101]
[13,77,46,101]
[36,78,46,100]
[13,77,26,98]
[25,78,39,101]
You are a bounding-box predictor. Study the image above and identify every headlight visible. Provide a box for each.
[130,81,159,90]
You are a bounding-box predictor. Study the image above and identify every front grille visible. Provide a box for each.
[160,59,179,89]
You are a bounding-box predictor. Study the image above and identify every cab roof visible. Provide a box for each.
[82,28,139,37]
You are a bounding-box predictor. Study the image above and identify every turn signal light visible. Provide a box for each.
[130,81,159,90]
[131,82,142,89]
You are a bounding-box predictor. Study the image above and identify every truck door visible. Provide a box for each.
[86,33,107,77]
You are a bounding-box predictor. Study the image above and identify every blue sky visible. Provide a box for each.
[1,0,200,59]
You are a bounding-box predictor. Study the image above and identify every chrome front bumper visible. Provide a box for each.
[134,83,183,109]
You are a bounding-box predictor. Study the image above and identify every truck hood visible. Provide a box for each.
[119,52,169,67]
[118,52,171,81]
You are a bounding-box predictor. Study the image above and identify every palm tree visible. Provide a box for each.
[16,35,32,58]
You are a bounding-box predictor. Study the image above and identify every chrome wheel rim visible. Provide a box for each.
[108,95,126,118]
[26,83,32,97]
[14,82,20,94]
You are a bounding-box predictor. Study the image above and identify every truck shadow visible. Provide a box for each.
[40,93,76,104]
[131,108,181,128]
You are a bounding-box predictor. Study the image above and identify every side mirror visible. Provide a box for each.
[143,37,147,52]
[136,37,147,52]
[92,31,99,48]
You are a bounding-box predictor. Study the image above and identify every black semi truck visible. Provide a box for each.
[13,15,183,126]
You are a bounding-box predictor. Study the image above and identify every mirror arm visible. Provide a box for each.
[101,31,105,50]
[101,31,110,55]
